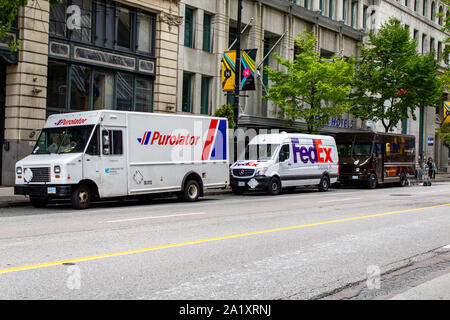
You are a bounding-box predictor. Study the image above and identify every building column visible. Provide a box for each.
[336,0,343,22]
[3,2,50,185]
[357,0,364,30]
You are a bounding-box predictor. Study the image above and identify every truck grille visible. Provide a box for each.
[232,169,255,177]
[339,164,354,173]
[29,167,51,183]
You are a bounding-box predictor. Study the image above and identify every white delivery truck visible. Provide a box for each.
[14,111,229,209]
[230,132,339,195]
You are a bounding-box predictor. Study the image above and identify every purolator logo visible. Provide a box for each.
[54,118,88,126]
[137,131,201,146]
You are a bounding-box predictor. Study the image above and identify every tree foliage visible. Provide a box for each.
[264,30,355,133]
[351,18,442,133]
[0,0,27,52]
[214,104,235,129]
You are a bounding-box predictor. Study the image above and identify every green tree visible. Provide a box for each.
[214,104,235,129]
[1,0,61,52]
[351,18,442,133]
[264,30,355,133]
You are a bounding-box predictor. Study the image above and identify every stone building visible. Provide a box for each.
[0,0,182,185]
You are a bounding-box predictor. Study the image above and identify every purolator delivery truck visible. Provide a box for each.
[230,132,339,195]
[14,111,229,209]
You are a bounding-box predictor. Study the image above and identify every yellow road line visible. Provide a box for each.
[1,203,449,275]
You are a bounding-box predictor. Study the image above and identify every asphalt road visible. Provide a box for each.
[0,182,449,300]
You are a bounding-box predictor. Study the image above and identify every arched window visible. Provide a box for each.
[439,6,444,25]
[423,0,427,17]
[431,2,436,22]
[414,0,418,11]
[304,0,309,9]
[319,0,323,14]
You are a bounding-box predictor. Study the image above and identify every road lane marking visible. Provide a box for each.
[1,203,449,275]
[104,212,208,223]
[318,198,361,203]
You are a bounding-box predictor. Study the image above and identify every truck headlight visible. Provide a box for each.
[54,165,61,174]
[16,167,22,175]
[256,167,268,175]
[355,167,360,172]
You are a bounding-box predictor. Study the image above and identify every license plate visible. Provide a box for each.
[238,181,245,187]
[352,176,358,180]
[47,187,56,194]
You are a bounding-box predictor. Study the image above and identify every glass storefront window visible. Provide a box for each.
[69,0,92,43]
[93,71,114,110]
[116,72,133,110]
[135,78,153,112]
[49,1,67,37]
[70,65,91,111]
[47,61,68,110]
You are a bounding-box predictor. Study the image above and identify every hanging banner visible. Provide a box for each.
[222,50,236,92]
[444,101,450,123]
[241,49,257,91]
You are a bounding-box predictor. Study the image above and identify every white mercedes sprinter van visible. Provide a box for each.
[230,132,339,195]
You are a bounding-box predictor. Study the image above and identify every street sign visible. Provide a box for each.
[222,50,236,92]
[444,101,450,123]
[240,49,257,91]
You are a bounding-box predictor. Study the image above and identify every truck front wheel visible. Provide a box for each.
[71,184,91,209]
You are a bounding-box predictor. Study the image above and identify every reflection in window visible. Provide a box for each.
[184,7,194,48]
[93,72,114,110]
[49,1,67,37]
[138,13,154,54]
[69,0,92,42]
[116,72,133,110]
[70,65,91,111]
[136,78,153,112]
[47,61,67,110]
[118,7,132,48]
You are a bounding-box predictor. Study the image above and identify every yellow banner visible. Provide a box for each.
[444,101,450,123]
[222,50,236,92]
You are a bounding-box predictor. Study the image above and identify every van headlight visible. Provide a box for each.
[54,165,61,174]
[355,167,360,172]
[16,167,22,175]
[256,167,268,175]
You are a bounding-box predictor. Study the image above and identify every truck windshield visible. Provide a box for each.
[32,125,95,154]
[244,143,279,161]
[337,142,372,157]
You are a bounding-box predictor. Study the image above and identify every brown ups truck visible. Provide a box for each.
[334,132,416,188]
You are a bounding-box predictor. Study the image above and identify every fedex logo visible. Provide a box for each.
[291,138,333,164]
[54,118,87,126]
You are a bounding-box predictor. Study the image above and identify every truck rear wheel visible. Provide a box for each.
[71,184,91,209]
[318,176,330,192]
[182,180,200,202]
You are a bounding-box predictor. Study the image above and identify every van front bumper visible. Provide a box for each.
[14,184,73,198]
[230,176,271,189]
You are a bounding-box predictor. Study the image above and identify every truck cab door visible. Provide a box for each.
[83,126,102,190]
[278,144,293,187]
[100,128,127,198]
[375,143,384,182]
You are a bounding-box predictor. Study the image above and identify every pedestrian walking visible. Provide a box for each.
[427,157,437,179]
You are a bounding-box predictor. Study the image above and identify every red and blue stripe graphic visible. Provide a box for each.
[137,131,152,145]
[201,119,227,161]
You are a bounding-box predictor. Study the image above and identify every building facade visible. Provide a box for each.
[0,0,448,185]
[0,0,181,185]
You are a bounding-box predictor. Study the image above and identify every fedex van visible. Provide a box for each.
[230,132,338,195]
[14,111,229,209]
